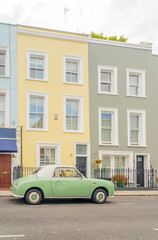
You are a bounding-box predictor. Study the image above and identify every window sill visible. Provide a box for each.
[128,145,147,148]
[99,144,120,147]
[26,78,48,82]
[26,128,48,132]
[126,94,146,98]
[0,75,10,78]
[63,82,84,86]
[64,130,84,133]
[98,92,118,96]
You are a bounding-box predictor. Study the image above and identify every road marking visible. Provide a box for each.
[117,203,134,206]
[154,229,158,231]
[0,235,25,238]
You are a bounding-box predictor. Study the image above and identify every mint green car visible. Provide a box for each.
[10,165,114,205]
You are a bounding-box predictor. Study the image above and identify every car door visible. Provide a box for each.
[52,167,90,196]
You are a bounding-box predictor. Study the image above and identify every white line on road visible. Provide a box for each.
[0,235,25,238]
[154,229,158,231]
[117,203,134,206]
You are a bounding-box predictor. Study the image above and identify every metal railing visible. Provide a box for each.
[93,168,158,189]
[12,166,158,189]
[13,166,37,180]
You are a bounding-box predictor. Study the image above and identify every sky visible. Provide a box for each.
[0,0,158,53]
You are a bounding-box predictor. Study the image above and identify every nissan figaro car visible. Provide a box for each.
[10,165,114,204]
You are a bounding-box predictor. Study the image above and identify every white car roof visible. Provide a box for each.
[37,165,76,177]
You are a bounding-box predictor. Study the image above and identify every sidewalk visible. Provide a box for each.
[1,190,158,197]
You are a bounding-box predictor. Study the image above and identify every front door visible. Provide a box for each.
[137,156,144,187]
[0,154,11,188]
[76,157,87,177]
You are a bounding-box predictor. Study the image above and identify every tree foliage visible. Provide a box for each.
[90,31,128,42]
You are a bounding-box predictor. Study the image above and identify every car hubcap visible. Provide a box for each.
[96,192,105,202]
[29,192,39,203]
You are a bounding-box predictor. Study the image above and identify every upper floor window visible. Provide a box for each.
[63,55,83,84]
[27,50,48,82]
[99,107,118,145]
[0,47,9,77]
[27,91,48,131]
[98,65,117,95]
[126,68,145,97]
[127,109,146,146]
[63,95,84,133]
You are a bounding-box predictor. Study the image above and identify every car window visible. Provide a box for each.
[54,167,81,178]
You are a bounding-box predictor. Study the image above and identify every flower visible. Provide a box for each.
[112,174,128,185]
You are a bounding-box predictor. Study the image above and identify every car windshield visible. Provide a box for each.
[31,167,41,175]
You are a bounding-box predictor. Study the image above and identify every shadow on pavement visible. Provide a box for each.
[7,197,113,205]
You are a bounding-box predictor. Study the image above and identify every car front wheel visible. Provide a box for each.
[25,189,42,205]
[92,189,107,204]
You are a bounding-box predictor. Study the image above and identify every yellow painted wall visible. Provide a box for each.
[17,26,89,168]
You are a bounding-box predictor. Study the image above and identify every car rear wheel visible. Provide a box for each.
[92,189,107,204]
[25,189,42,205]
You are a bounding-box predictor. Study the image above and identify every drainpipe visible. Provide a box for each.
[21,126,23,177]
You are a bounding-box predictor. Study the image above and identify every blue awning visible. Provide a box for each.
[0,139,18,152]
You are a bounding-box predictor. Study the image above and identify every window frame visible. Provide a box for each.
[0,89,9,127]
[99,150,133,181]
[26,91,48,131]
[36,143,61,167]
[63,95,84,133]
[0,47,9,78]
[126,68,145,98]
[127,109,146,147]
[27,50,48,82]
[63,55,83,85]
[98,65,118,95]
[99,107,118,146]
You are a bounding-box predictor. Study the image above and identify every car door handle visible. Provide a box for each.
[54,181,61,184]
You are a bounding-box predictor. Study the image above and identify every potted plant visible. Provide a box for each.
[93,159,102,169]
[112,174,128,188]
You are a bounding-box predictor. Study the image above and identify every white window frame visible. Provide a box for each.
[75,142,90,178]
[26,91,48,131]
[127,109,146,147]
[36,143,61,167]
[63,55,83,85]
[0,47,9,78]
[98,65,118,95]
[63,95,84,133]
[126,68,145,98]
[99,107,118,146]
[26,50,48,82]
[99,150,133,182]
[0,89,9,127]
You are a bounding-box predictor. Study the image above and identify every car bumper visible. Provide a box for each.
[10,192,24,198]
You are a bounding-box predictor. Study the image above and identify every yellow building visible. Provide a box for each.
[17,25,90,177]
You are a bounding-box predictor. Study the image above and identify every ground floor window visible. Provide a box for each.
[36,143,61,167]
[40,147,55,166]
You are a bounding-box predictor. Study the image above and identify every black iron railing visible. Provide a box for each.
[93,168,158,189]
[12,166,158,189]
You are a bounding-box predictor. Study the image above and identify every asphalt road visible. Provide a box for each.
[0,196,158,240]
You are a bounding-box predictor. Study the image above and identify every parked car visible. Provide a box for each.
[10,165,114,204]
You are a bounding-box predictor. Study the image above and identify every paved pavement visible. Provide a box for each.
[1,190,158,197]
